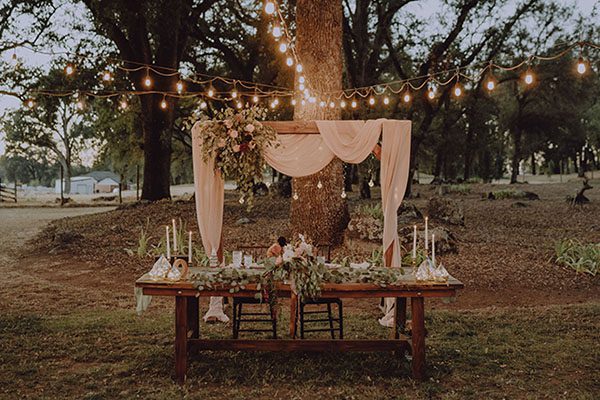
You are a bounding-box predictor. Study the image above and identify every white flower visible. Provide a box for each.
[245,123,255,133]
[282,245,295,262]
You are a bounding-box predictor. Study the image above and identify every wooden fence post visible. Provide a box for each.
[119,172,124,204]
[136,165,140,201]
[0,177,3,203]
[60,165,64,206]
[14,180,17,203]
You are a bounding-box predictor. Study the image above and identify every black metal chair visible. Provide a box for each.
[232,246,277,339]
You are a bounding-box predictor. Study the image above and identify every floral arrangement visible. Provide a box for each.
[194,106,279,207]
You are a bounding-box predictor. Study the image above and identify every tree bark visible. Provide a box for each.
[291,0,348,246]
[510,126,522,184]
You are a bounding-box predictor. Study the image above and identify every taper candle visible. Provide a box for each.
[166,226,171,259]
[425,217,429,251]
[432,234,436,266]
[412,225,417,259]
[172,219,177,253]
[188,231,192,263]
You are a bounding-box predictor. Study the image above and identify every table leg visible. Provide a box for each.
[175,296,188,384]
[187,296,199,339]
[411,297,425,380]
[290,292,298,338]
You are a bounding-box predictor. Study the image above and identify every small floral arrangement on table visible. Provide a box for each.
[194,106,279,207]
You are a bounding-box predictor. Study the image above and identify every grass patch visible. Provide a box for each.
[491,189,528,199]
[446,184,471,195]
[555,239,600,276]
[1,303,599,399]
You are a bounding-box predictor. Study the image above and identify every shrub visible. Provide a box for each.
[555,239,599,276]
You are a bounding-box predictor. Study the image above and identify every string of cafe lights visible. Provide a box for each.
[5,1,599,115]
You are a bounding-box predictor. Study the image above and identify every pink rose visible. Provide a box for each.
[275,256,283,266]
[229,129,238,138]
[232,144,240,152]
[224,120,233,128]
[245,124,255,133]
[217,138,226,148]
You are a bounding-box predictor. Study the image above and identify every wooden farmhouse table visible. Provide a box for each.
[136,269,463,384]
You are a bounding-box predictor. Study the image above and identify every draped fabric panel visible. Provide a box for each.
[192,119,411,324]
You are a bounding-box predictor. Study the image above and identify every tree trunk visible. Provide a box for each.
[510,127,522,184]
[291,0,348,246]
[530,153,536,175]
[140,94,174,201]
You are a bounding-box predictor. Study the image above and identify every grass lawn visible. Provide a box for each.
[1,301,598,399]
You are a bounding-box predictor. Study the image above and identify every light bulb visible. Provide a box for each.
[486,80,495,91]
[273,98,279,105]
[207,88,215,97]
[383,96,389,105]
[309,96,316,103]
[296,64,303,73]
[144,76,152,87]
[272,26,282,38]
[119,99,128,109]
[236,101,243,109]
[279,43,287,53]
[102,71,112,81]
[176,80,184,93]
[293,192,299,200]
[299,84,305,91]
[76,100,84,110]
[427,89,435,100]
[351,100,357,108]
[160,97,167,109]
[577,58,587,75]
[252,95,259,103]
[317,180,323,189]
[291,99,297,105]
[340,100,346,108]
[368,179,374,187]
[341,190,347,199]
[231,90,238,98]
[453,85,462,97]
[319,100,326,107]
[403,92,411,103]
[298,76,305,84]
[368,97,375,106]
[239,196,245,204]
[329,101,335,108]
[200,101,207,109]
[265,1,275,14]
[65,64,75,76]
[523,70,534,85]
[25,99,34,108]
[301,99,306,106]
[286,57,293,66]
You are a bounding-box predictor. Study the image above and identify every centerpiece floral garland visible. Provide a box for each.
[194,106,279,208]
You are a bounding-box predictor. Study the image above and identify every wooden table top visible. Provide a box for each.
[136,267,464,296]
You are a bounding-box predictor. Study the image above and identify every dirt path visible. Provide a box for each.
[0,207,115,311]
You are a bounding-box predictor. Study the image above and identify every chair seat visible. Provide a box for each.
[232,297,277,339]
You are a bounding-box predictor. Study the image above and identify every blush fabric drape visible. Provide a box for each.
[191,119,411,323]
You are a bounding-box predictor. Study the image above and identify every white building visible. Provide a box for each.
[54,171,124,194]
[55,176,95,194]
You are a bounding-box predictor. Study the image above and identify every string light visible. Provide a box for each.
[200,101,207,109]
[25,99,35,109]
[351,100,357,108]
[160,95,167,109]
[272,25,282,38]
[383,96,390,105]
[176,80,184,93]
[144,69,152,88]
[252,95,259,103]
[286,57,294,66]
[279,43,288,53]
[291,98,297,105]
[368,179,374,187]
[298,76,305,84]
[453,83,463,97]
[265,1,275,14]
[293,191,299,200]
[239,196,245,204]
[427,87,436,100]
[341,190,347,199]
[319,100,326,107]
[340,100,346,108]
[236,101,243,109]
[231,89,238,98]
[317,180,323,189]
[119,97,128,109]
[102,70,112,82]
[523,68,534,85]
[64,63,75,76]
[207,88,215,97]
[577,57,587,75]
[368,97,375,106]
[329,101,335,108]
[296,64,303,73]
[403,91,411,103]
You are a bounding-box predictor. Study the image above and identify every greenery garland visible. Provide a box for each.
[193,106,279,208]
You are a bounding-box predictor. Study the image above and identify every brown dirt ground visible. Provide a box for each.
[4,180,598,315]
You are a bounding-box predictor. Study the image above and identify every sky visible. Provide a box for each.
[0,0,598,160]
